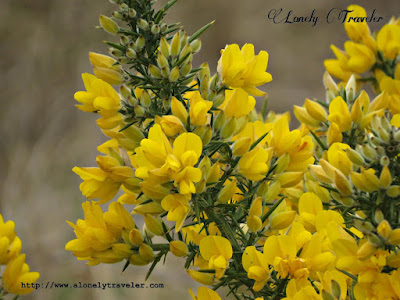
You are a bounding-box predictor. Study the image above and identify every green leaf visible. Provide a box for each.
[188,20,215,43]
[145,252,165,281]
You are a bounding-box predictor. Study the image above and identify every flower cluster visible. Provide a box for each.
[0,214,39,297]
[67,1,400,299]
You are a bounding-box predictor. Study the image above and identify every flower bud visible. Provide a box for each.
[345,75,357,101]
[220,117,237,138]
[112,11,123,20]
[144,214,164,236]
[161,67,170,78]
[160,37,170,58]
[120,35,130,45]
[374,209,384,224]
[345,148,364,165]
[367,233,382,247]
[180,61,192,76]
[304,99,327,122]
[218,178,237,203]
[160,23,168,34]
[89,52,121,70]
[134,201,164,215]
[107,47,123,57]
[151,24,160,35]
[274,153,290,174]
[118,56,128,64]
[170,241,188,257]
[247,215,262,232]
[327,122,343,145]
[293,105,320,127]
[129,228,144,246]
[119,3,128,10]
[322,290,335,300]
[334,170,352,196]
[119,85,131,100]
[357,240,376,260]
[128,8,136,18]
[387,185,400,197]
[149,64,162,78]
[377,127,390,144]
[276,172,304,188]
[93,66,123,85]
[323,71,339,94]
[379,165,392,189]
[169,66,180,82]
[389,228,400,245]
[264,181,281,203]
[171,97,188,125]
[136,36,145,50]
[380,156,389,166]
[99,15,119,35]
[112,243,133,257]
[361,144,377,160]
[191,39,202,53]
[126,48,137,59]
[232,137,252,156]
[354,219,375,233]
[137,19,149,30]
[139,243,154,262]
[170,32,181,58]
[159,115,184,136]
[157,52,169,69]
[270,211,296,230]
[201,125,212,145]
[377,220,392,239]
[129,254,148,266]
[330,280,341,299]
[186,270,214,285]
[134,105,146,117]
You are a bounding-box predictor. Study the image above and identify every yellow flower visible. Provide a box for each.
[328,96,351,132]
[284,278,320,300]
[344,5,372,44]
[238,147,269,181]
[74,73,123,129]
[219,88,255,119]
[161,194,191,232]
[170,241,188,257]
[89,52,123,86]
[199,236,232,279]
[377,24,400,60]
[0,215,21,264]
[263,235,308,279]
[217,44,272,96]
[65,201,133,265]
[134,125,203,194]
[2,254,40,295]
[246,197,263,232]
[242,246,270,291]
[232,121,272,151]
[188,90,213,126]
[297,192,323,233]
[157,115,185,137]
[343,41,376,74]
[99,15,119,35]
[269,115,314,172]
[73,149,134,204]
[189,286,221,300]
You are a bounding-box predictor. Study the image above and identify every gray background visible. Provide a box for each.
[0,0,398,299]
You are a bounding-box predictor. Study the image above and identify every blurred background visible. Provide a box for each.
[0,0,397,299]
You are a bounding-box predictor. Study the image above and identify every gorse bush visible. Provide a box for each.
[63,1,400,299]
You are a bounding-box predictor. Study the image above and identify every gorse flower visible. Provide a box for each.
[67,1,400,299]
[0,214,39,296]
[218,44,272,96]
